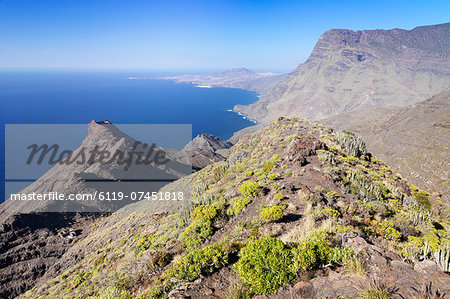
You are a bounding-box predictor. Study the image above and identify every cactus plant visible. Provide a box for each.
[336,132,367,158]
[434,245,450,272]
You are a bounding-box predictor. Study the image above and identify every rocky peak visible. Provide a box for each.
[184,133,232,153]
[184,133,233,170]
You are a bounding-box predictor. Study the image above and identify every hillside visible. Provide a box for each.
[20,118,450,298]
[235,23,450,122]
[0,122,231,298]
[323,90,450,200]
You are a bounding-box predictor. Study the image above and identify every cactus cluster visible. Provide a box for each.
[336,132,367,158]
[434,244,450,272]
[193,182,208,197]
[212,162,229,184]
[409,208,433,226]
[317,149,336,165]
[346,170,383,202]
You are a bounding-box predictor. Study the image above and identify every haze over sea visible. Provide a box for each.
[0,70,259,202]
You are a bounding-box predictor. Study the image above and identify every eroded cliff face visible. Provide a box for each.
[235,23,450,122]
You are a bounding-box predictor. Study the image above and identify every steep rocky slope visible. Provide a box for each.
[235,23,450,122]
[323,90,450,200]
[0,212,103,298]
[20,118,450,298]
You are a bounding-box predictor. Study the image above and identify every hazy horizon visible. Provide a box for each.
[1,0,449,71]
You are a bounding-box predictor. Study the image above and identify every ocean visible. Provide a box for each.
[0,70,259,202]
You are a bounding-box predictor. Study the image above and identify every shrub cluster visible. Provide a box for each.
[233,237,294,294]
[167,242,231,281]
[270,154,282,163]
[228,197,251,216]
[182,205,218,249]
[291,230,332,271]
[259,203,286,222]
[148,242,237,298]
[320,207,341,220]
[233,231,340,295]
[336,132,367,158]
[239,181,262,197]
[370,220,401,241]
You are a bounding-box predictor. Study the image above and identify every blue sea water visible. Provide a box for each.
[0,70,259,203]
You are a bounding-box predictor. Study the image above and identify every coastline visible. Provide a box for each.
[227,109,258,124]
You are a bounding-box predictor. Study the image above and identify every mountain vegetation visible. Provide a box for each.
[18,118,449,298]
[323,90,450,201]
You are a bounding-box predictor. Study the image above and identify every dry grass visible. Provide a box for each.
[224,277,252,299]
[357,278,397,299]
[280,201,337,244]
[280,216,315,243]
[409,282,445,299]
[343,253,366,276]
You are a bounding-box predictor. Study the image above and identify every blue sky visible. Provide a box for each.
[1,0,449,72]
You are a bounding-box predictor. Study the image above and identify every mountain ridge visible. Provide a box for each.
[16,117,450,298]
[234,22,450,122]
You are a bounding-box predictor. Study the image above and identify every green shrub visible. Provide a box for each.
[402,236,424,259]
[286,134,297,142]
[182,220,213,249]
[371,220,401,241]
[135,234,152,253]
[239,181,262,197]
[233,237,294,294]
[245,170,254,177]
[274,193,284,200]
[259,204,286,222]
[329,247,366,276]
[229,197,251,216]
[414,191,431,210]
[339,155,359,165]
[320,208,341,220]
[191,205,217,222]
[261,161,275,174]
[270,154,282,163]
[181,205,219,249]
[328,246,354,264]
[167,242,231,281]
[96,286,129,299]
[291,230,332,272]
